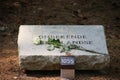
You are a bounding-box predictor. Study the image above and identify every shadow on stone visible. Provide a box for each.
[25,70,60,78]
[25,70,108,78]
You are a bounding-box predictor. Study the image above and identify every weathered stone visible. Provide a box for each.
[18,25,110,70]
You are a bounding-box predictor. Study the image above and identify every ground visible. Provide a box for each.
[0,0,120,80]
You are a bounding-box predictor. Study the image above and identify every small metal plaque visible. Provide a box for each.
[60,56,75,69]
[61,56,75,65]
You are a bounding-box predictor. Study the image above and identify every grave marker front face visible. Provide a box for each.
[18,25,109,70]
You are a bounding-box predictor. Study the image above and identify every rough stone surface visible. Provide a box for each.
[18,25,110,70]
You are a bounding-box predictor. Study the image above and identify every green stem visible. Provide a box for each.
[77,48,107,55]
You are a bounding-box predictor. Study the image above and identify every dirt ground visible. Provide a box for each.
[0,0,120,80]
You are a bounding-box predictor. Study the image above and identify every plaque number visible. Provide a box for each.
[61,56,75,65]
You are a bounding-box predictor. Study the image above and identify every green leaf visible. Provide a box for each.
[60,46,65,53]
[47,38,61,48]
[69,44,79,49]
[47,44,55,51]
[47,38,53,44]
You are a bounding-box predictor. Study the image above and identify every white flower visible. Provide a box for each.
[33,37,41,45]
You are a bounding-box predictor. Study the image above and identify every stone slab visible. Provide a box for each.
[18,25,110,70]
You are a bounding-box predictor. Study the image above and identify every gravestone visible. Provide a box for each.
[18,25,110,70]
